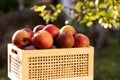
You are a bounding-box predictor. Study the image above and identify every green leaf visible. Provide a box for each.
[75,1,84,12]
[53,12,59,17]
[87,12,92,16]
[86,1,94,7]
[98,11,107,16]
[108,23,112,28]
[109,0,113,5]
[56,4,64,10]
[50,4,56,11]
[56,4,61,9]
[39,11,46,17]
[86,21,93,27]
[46,17,50,24]
[114,22,120,28]
[91,14,100,21]
[84,15,89,20]
[99,3,107,9]
[76,1,84,7]
[103,17,107,21]
[95,15,100,19]
[51,16,57,22]
[40,12,44,17]
[32,5,46,12]
[80,19,87,23]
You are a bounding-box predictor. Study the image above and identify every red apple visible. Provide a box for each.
[49,45,57,49]
[23,45,36,50]
[43,24,60,38]
[60,25,76,35]
[32,30,53,49]
[12,30,32,49]
[22,28,34,37]
[33,25,45,33]
[55,33,74,48]
[74,33,90,47]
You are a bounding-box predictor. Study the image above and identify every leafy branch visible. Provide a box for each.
[31,0,120,28]
[31,4,64,24]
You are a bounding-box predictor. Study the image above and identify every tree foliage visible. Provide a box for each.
[32,0,120,28]
[31,4,64,24]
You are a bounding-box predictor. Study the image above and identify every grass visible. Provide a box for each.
[0,38,120,80]
[94,38,120,80]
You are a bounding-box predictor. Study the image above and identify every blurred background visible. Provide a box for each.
[0,0,120,80]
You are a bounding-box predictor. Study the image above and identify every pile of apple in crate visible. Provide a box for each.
[12,24,90,49]
[8,24,94,80]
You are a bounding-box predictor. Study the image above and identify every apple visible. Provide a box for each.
[23,45,36,50]
[49,45,57,49]
[32,30,53,49]
[55,33,74,48]
[22,28,34,37]
[33,25,45,33]
[12,30,32,49]
[43,24,60,38]
[73,33,90,47]
[60,25,76,35]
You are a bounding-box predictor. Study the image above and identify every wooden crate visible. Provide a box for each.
[8,43,94,80]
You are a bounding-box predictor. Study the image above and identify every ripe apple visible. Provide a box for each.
[43,24,60,38]
[49,45,57,49]
[60,25,76,35]
[55,33,74,48]
[32,30,53,49]
[33,25,45,33]
[23,45,36,50]
[22,28,34,37]
[73,33,90,47]
[12,30,32,49]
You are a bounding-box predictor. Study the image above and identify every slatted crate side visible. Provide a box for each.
[8,44,23,80]
[8,43,94,80]
[88,47,94,79]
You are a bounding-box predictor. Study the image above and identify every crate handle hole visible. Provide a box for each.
[12,49,18,54]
